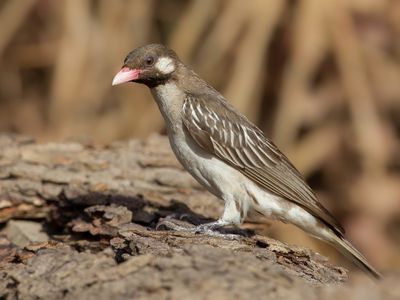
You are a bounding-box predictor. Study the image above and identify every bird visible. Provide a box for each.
[112,43,381,279]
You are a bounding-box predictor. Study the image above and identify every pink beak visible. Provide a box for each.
[112,67,141,86]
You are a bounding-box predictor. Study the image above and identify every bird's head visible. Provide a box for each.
[112,44,179,88]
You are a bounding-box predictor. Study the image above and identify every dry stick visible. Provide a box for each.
[88,0,156,141]
[195,0,251,83]
[327,0,390,173]
[11,41,57,68]
[364,45,400,109]
[286,80,344,177]
[99,0,154,54]
[301,79,344,126]
[99,0,158,140]
[286,123,342,176]
[49,0,156,141]
[224,0,286,122]
[273,0,329,150]
[0,0,36,58]
[327,0,396,268]
[51,0,156,141]
[49,0,92,138]
[169,0,218,63]
[0,0,36,127]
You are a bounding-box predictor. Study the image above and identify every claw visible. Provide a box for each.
[156,217,241,240]
[155,217,195,231]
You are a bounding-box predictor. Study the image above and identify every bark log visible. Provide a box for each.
[0,134,398,300]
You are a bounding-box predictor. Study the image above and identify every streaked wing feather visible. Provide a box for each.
[182,93,344,234]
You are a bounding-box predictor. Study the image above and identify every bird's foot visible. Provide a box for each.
[193,220,241,239]
[156,217,196,232]
[156,217,240,240]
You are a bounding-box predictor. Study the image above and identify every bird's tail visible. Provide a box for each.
[329,233,382,279]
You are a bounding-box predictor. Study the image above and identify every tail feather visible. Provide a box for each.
[331,234,382,279]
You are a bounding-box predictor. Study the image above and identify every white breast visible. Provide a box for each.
[151,83,244,198]
[151,82,183,130]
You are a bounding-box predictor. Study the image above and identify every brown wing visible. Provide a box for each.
[182,93,344,234]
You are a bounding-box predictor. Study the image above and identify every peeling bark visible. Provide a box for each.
[0,134,398,299]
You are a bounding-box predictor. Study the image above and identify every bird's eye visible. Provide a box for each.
[145,56,155,66]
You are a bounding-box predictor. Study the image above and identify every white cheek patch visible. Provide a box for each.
[155,57,175,74]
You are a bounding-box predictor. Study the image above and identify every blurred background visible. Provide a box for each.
[0,0,399,274]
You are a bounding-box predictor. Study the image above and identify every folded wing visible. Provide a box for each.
[182,93,344,235]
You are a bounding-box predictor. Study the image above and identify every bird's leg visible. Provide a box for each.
[196,199,246,240]
[190,219,242,240]
[156,217,230,234]
[192,219,230,233]
[158,197,243,240]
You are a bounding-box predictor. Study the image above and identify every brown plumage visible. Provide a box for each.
[182,94,345,235]
[112,43,381,279]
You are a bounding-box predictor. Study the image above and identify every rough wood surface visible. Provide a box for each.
[0,134,399,300]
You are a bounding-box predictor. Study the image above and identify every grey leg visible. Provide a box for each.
[157,197,244,239]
